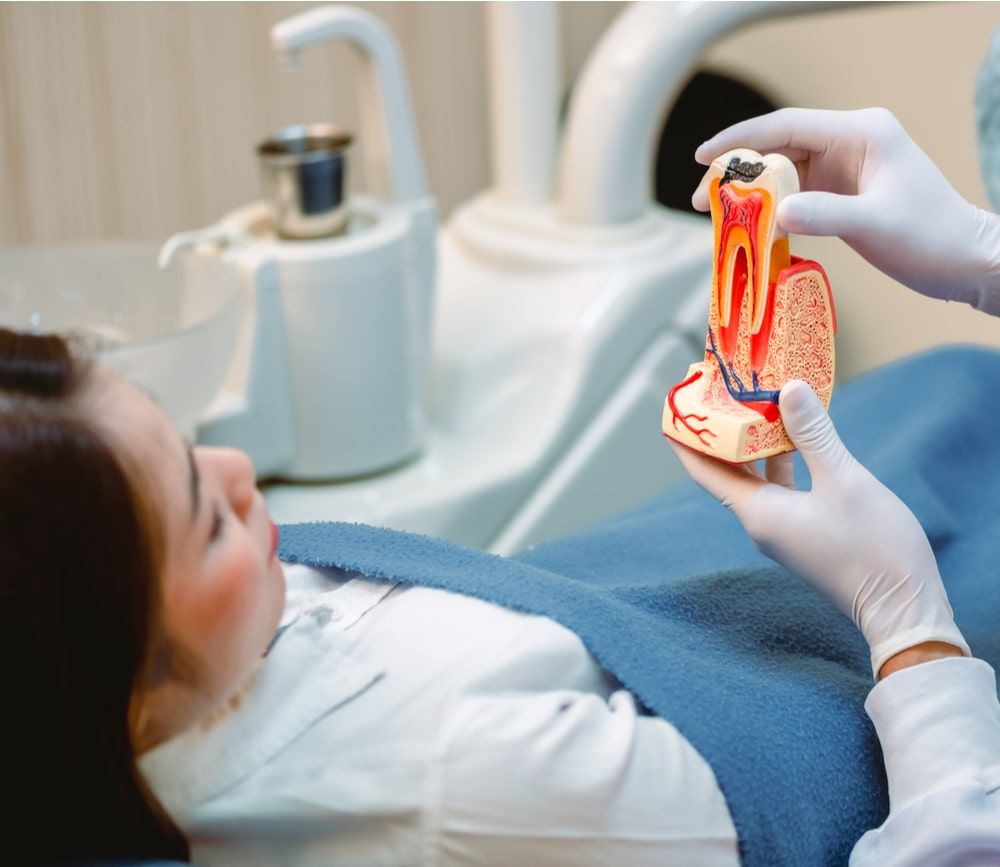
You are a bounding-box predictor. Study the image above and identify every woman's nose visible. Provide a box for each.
[201,447,258,518]
[226,449,257,517]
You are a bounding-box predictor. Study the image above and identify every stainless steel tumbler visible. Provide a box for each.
[257,124,353,240]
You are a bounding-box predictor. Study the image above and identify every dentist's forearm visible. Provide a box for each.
[864,657,1000,817]
[970,206,1000,316]
[877,641,966,681]
[852,657,1000,865]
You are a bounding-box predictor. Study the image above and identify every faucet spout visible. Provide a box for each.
[278,48,300,73]
[270,5,428,204]
[157,227,232,270]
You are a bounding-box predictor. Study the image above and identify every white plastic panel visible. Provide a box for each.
[490,331,698,554]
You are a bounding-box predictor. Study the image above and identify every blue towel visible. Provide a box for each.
[278,344,1000,867]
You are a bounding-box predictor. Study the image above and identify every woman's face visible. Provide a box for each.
[93,371,286,747]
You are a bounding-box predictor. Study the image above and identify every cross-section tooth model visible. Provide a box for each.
[662,148,837,462]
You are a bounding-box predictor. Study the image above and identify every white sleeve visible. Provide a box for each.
[850,657,1000,867]
[430,688,740,867]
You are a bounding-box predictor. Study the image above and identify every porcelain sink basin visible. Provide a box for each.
[0,242,241,434]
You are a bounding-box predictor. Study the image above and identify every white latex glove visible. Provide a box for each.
[692,107,1000,316]
[668,380,971,679]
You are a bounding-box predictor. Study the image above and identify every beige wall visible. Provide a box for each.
[2,1,999,379]
[0,2,491,242]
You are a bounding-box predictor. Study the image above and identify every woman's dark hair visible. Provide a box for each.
[0,329,189,863]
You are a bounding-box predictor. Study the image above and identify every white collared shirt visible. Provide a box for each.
[141,563,740,866]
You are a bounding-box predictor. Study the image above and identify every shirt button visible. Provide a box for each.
[309,603,342,629]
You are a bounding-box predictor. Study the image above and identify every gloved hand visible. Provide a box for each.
[668,379,971,679]
[691,107,1000,317]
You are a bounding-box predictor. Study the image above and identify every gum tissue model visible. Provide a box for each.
[662,148,837,462]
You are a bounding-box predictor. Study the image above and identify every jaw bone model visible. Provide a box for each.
[662,148,837,462]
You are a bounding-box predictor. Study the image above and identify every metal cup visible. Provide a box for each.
[257,124,353,240]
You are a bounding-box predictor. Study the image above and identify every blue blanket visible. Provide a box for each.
[278,344,1000,866]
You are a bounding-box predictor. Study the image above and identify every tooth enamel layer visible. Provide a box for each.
[707,149,798,367]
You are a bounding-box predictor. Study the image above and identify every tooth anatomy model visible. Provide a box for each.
[662,149,837,463]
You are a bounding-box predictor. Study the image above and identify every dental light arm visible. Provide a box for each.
[694,107,1000,317]
[558,1,845,226]
[668,380,970,680]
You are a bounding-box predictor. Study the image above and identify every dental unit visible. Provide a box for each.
[256,2,832,554]
[663,149,837,462]
[1,2,845,555]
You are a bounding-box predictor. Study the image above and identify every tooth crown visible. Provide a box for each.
[708,149,799,370]
[661,148,837,463]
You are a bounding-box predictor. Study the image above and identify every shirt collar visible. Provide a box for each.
[139,609,383,822]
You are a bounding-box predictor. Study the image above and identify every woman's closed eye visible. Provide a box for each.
[209,505,225,543]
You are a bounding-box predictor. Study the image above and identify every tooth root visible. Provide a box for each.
[704,149,799,343]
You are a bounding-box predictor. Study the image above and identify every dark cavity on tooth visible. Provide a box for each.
[720,157,766,186]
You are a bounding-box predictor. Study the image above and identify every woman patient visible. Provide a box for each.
[2,327,738,865]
